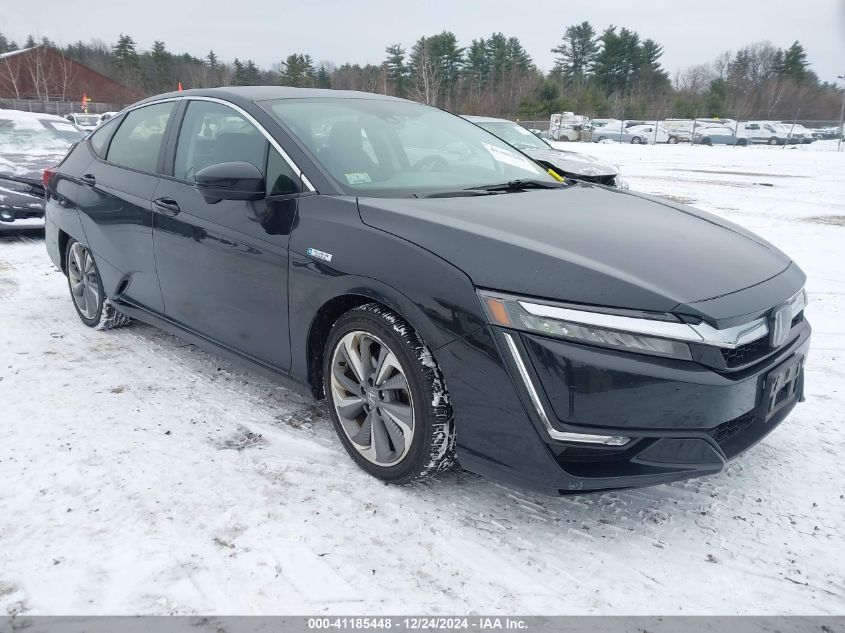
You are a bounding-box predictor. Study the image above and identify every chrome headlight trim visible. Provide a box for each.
[502,332,630,446]
[482,287,805,352]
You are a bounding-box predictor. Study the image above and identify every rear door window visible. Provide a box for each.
[106,102,175,173]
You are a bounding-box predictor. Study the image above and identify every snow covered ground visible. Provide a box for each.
[1,141,843,616]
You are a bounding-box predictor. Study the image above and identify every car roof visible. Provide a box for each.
[135,86,409,107]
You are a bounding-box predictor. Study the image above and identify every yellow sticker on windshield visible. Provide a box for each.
[345,172,372,184]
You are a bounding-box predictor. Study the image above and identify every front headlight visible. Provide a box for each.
[479,291,693,360]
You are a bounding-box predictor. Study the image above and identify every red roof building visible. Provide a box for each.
[0,45,142,106]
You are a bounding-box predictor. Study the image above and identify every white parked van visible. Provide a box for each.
[738,122,788,145]
[663,119,695,142]
[778,123,815,144]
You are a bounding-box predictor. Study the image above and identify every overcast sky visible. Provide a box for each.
[3,0,844,82]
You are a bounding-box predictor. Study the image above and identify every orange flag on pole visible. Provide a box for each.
[81,93,89,112]
[177,82,183,91]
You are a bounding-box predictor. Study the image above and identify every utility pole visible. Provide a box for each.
[837,75,845,153]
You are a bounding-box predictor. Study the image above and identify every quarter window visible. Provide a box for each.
[89,116,120,157]
[174,101,268,181]
[266,148,301,196]
[106,102,175,173]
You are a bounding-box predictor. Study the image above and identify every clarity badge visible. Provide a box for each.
[306,247,333,263]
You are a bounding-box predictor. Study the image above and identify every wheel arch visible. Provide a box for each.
[303,282,446,400]
[47,195,89,275]
[57,228,71,274]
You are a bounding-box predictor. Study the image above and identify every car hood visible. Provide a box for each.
[524,148,618,177]
[358,185,793,316]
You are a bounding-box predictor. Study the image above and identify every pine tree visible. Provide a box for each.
[113,34,141,82]
[280,53,315,87]
[233,58,245,85]
[384,44,407,96]
[779,41,815,84]
[206,50,218,71]
[243,60,261,84]
[315,64,331,88]
[0,33,19,54]
[150,40,171,92]
[551,22,598,87]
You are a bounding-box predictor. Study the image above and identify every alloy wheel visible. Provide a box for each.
[67,242,100,320]
[330,330,415,467]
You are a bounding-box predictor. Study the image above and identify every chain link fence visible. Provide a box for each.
[515,117,842,143]
[0,98,122,116]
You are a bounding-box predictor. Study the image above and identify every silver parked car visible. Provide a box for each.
[464,116,626,187]
[692,126,749,146]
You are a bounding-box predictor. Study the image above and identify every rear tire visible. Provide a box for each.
[323,303,456,484]
[668,136,679,144]
[768,137,778,145]
[631,136,642,144]
[65,239,131,330]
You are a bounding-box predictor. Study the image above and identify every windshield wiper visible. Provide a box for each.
[466,179,565,193]
[415,189,497,198]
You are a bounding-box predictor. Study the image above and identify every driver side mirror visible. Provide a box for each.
[194,161,265,203]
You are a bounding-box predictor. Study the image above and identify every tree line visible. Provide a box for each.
[0,26,841,120]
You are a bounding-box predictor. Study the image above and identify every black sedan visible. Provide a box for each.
[1,110,85,230]
[44,87,810,495]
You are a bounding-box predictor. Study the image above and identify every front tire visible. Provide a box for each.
[323,303,455,484]
[768,136,778,145]
[631,136,642,144]
[668,136,679,144]
[65,240,131,330]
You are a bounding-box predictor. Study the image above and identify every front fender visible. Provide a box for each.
[288,195,488,385]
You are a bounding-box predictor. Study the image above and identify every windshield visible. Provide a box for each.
[263,98,553,197]
[74,115,100,126]
[0,117,85,154]
[474,121,549,151]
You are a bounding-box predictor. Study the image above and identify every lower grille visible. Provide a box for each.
[710,411,757,445]
[722,339,767,368]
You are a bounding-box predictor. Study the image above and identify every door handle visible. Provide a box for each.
[80,174,96,187]
[153,197,181,216]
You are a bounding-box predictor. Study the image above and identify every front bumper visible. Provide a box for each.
[437,319,810,495]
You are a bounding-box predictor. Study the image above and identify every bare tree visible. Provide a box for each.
[673,64,715,94]
[0,53,21,99]
[410,37,442,106]
[16,46,77,100]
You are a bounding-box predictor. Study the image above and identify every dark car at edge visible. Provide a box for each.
[1,110,85,230]
[43,87,810,495]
